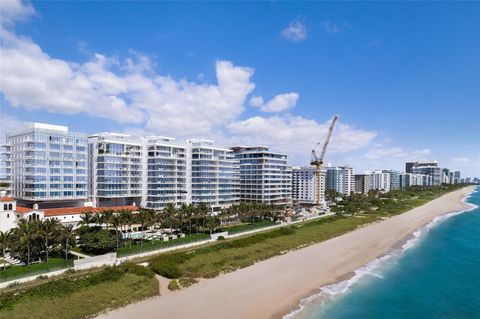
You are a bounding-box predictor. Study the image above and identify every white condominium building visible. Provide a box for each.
[325,165,353,196]
[188,139,238,210]
[88,133,143,207]
[371,170,391,192]
[3,123,88,207]
[292,166,325,205]
[231,146,292,205]
[145,137,188,210]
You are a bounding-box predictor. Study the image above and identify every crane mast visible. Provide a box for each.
[310,115,338,206]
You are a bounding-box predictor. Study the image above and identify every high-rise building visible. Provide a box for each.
[325,165,353,196]
[3,123,88,207]
[453,171,461,184]
[231,146,292,205]
[371,170,391,192]
[411,166,442,186]
[354,173,371,194]
[88,133,143,207]
[382,170,401,190]
[189,139,238,210]
[145,136,188,210]
[292,166,325,205]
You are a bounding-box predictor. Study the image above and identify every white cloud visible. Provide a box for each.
[228,115,376,164]
[0,0,35,27]
[249,93,299,113]
[281,19,307,42]
[0,113,28,141]
[322,21,342,34]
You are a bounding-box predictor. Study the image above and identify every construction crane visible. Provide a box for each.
[310,115,339,206]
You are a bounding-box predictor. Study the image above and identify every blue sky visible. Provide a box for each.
[1,1,479,176]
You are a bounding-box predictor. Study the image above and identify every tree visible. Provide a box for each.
[15,219,37,265]
[136,208,152,247]
[0,230,13,270]
[38,219,60,262]
[205,216,219,235]
[79,229,117,254]
[120,210,134,248]
[326,189,340,203]
[110,214,123,250]
[79,213,94,227]
[60,224,75,260]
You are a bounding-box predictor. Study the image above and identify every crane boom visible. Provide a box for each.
[318,115,338,164]
[310,115,339,206]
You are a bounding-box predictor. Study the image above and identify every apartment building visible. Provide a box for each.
[325,165,353,196]
[292,166,325,205]
[354,173,371,194]
[3,123,88,208]
[371,170,391,192]
[231,146,292,206]
[189,139,238,211]
[145,136,188,210]
[88,133,143,207]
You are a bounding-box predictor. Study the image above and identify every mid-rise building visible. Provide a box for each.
[354,173,371,194]
[189,139,238,211]
[325,165,353,196]
[406,161,442,186]
[292,166,325,205]
[382,170,401,190]
[3,123,88,207]
[145,137,188,210]
[371,170,391,192]
[88,133,143,207]
[231,146,292,205]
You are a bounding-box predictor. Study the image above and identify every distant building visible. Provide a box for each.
[454,171,461,184]
[406,161,442,186]
[325,165,353,196]
[382,170,401,190]
[292,166,325,205]
[354,173,371,194]
[3,123,88,208]
[231,146,292,206]
[371,170,391,192]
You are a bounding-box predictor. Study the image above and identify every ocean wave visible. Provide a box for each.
[283,188,479,319]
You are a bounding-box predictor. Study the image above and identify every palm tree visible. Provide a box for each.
[16,219,37,265]
[38,219,60,262]
[102,210,114,229]
[60,224,75,260]
[137,208,151,247]
[0,230,13,270]
[110,214,122,250]
[120,210,134,248]
[79,213,94,227]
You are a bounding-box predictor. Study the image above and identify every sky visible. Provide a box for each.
[1,0,479,177]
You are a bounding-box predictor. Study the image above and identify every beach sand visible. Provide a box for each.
[98,186,475,319]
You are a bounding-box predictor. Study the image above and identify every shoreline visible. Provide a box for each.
[99,186,476,319]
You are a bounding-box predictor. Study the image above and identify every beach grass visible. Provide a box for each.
[0,264,159,319]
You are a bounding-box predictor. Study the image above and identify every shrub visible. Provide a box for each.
[149,253,190,279]
[120,263,155,278]
[79,229,117,254]
[178,277,197,288]
[168,280,180,291]
[36,275,48,281]
[217,236,225,241]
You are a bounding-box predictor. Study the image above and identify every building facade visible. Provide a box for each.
[189,139,238,210]
[354,173,371,194]
[292,166,325,205]
[3,123,88,207]
[88,133,143,207]
[325,165,353,196]
[371,170,391,192]
[231,146,292,205]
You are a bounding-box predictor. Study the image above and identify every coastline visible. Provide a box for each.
[98,186,475,319]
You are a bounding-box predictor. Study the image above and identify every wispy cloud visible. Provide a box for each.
[281,19,307,42]
[249,93,299,113]
[368,38,382,48]
[322,21,342,34]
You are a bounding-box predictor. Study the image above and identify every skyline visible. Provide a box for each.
[1,1,479,176]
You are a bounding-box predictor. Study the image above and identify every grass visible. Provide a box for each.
[0,258,73,283]
[147,185,465,280]
[116,233,210,257]
[223,220,276,234]
[168,279,180,291]
[0,264,159,319]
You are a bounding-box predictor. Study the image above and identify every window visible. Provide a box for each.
[3,204,6,210]
[7,214,9,218]
[8,204,12,210]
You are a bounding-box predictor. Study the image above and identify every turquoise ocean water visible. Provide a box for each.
[286,186,480,319]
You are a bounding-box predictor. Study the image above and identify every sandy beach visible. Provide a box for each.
[98,186,475,319]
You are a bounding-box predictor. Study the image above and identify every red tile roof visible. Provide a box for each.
[43,205,138,217]
[0,196,15,202]
[15,206,32,214]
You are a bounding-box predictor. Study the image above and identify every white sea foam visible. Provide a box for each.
[283,187,479,319]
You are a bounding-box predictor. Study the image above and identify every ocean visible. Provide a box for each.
[287,186,480,319]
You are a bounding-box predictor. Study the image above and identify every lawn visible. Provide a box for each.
[223,220,276,234]
[0,264,159,319]
[116,233,210,257]
[0,258,73,283]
